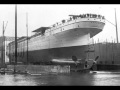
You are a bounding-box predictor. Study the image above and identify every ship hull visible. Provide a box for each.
[8,27,99,65]
[8,20,104,65]
[10,45,90,65]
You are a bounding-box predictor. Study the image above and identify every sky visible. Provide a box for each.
[0,4,120,42]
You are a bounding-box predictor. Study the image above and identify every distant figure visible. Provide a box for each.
[73,16,76,20]
[70,17,72,20]
[87,14,89,17]
[102,16,105,19]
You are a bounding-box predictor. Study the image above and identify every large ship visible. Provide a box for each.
[6,13,105,72]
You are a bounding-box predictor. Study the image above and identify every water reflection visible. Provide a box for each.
[92,71,120,86]
[0,71,120,86]
[0,74,37,86]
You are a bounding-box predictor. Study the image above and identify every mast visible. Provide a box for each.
[103,8,118,43]
[15,4,17,64]
[2,21,8,67]
[2,21,5,68]
[1,20,8,74]
[3,21,5,68]
[26,12,28,64]
[115,8,119,43]
[14,4,17,73]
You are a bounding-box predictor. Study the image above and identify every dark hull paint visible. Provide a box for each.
[9,45,94,65]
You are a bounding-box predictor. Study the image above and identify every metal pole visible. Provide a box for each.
[2,21,4,68]
[26,12,28,64]
[14,4,17,73]
[3,22,5,67]
[1,21,6,74]
[15,4,17,65]
[1,20,8,70]
[4,21,8,67]
[115,8,119,43]
[103,8,119,43]
[1,34,3,68]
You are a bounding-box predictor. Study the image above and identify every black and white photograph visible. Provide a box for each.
[0,4,120,86]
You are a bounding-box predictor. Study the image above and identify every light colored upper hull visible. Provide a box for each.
[27,18,105,51]
[9,17,105,54]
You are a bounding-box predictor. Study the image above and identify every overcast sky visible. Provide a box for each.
[0,4,120,42]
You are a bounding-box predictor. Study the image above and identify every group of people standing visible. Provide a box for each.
[71,13,105,20]
[53,13,105,27]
